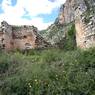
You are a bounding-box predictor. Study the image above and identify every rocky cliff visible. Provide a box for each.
[41,0,95,49]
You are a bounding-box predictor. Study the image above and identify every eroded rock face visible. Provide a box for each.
[63,0,95,49]
[0,21,50,51]
[45,0,95,49]
[57,0,75,25]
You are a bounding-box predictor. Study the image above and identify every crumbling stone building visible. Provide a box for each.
[0,21,50,51]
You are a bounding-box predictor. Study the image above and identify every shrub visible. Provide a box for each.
[0,48,95,95]
[63,23,76,51]
[0,54,10,74]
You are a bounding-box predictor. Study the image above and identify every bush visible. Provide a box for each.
[63,23,76,51]
[0,48,95,95]
[0,53,10,74]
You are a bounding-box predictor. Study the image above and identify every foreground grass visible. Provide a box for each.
[0,48,95,95]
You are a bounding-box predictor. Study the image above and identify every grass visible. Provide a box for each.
[0,48,95,95]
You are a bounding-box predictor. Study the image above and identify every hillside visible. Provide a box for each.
[41,0,95,49]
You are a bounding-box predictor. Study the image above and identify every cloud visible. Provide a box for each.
[0,0,66,30]
[0,13,53,30]
[30,18,53,30]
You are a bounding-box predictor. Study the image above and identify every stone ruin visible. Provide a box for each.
[73,0,95,48]
[57,0,95,49]
[0,21,51,51]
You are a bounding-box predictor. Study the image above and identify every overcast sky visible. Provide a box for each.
[0,0,66,30]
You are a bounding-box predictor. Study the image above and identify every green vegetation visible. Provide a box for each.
[83,0,95,24]
[42,22,76,50]
[47,25,63,39]
[83,10,91,24]
[40,23,64,45]
[64,23,76,50]
[0,48,95,95]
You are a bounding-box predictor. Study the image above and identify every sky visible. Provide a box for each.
[0,0,66,30]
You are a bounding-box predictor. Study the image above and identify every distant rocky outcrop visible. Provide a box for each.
[41,0,95,49]
[0,21,51,51]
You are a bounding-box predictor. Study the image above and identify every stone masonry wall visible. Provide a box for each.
[12,26,37,50]
[74,0,95,49]
[0,21,50,51]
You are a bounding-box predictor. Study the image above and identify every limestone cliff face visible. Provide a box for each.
[42,0,95,49]
[0,21,50,51]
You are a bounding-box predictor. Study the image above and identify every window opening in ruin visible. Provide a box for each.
[25,43,32,49]
[23,35,27,38]
[1,22,4,25]
[24,25,27,28]
[1,38,4,42]
[25,43,31,46]
[84,41,87,43]
[2,44,5,49]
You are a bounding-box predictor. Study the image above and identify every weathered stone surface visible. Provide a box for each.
[0,21,51,51]
[43,0,95,49]
[74,0,95,49]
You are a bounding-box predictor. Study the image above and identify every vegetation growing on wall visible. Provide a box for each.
[63,23,76,50]
[47,25,63,39]
[83,0,95,24]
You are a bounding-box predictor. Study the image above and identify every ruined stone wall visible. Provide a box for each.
[0,21,38,51]
[12,26,37,50]
[0,21,13,51]
[0,21,50,51]
[75,16,95,48]
[74,0,95,49]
